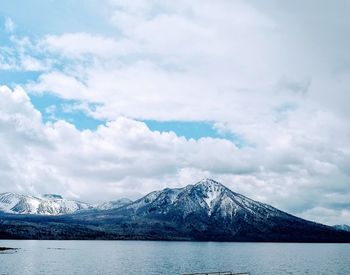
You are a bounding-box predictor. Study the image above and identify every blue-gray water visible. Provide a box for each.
[0,240,349,274]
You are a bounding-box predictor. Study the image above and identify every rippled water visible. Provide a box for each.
[0,240,349,274]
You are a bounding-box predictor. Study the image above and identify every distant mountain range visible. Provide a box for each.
[333,224,350,232]
[0,193,92,215]
[0,192,132,215]
[0,179,350,242]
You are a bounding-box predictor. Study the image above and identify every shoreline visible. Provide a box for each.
[0,247,17,251]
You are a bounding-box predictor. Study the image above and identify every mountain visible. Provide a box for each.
[334,224,350,232]
[123,178,288,219]
[0,192,92,215]
[71,179,350,242]
[0,179,350,242]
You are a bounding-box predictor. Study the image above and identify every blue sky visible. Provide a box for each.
[29,93,104,130]
[0,0,113,35]
[145,120,220,140]
[30,91,225,138]
[1,0,350,225]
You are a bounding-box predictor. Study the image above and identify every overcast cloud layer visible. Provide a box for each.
[1,0,350,225]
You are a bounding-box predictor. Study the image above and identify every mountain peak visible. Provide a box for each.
[195,178,223,187]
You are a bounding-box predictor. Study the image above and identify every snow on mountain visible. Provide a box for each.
[1,179,350,242]
[1,179,276,218]
[334,224,350,232]
[95,198,132,210]
[0,192,134,215]
[0,192,92,215]
[0,178,346,242]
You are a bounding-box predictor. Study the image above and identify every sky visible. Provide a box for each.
[0,0,350,225]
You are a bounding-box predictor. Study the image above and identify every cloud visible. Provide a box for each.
[27,0,346,125]
[40,33,128,58]
[30,71,88,99]
[1,1,350,225]
[0,86,246,202]
[4,17,15,32]
[300,207,350,226]
[0,35,51,72]
[1,85,350,225]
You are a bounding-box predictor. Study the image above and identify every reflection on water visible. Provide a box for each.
[0,240,349,274]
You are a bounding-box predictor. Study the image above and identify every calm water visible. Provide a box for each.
[0,240,349,274]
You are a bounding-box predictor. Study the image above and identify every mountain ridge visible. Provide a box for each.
[333,224,350,232]
[0,192,133,215]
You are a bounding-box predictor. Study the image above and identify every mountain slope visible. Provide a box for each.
[334,224,350,232]
[95,198,132,210]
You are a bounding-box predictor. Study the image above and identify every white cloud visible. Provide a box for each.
[41,33,128,58]
[0,35,51,72]
[20,55,49,71]
[30,71,88,99]
[28,0,338,124]
[4,17,15,32]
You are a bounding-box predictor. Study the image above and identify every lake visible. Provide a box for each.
[0,240,349,274]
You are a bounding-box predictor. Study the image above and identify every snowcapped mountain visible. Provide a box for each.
[86,178,348,242]
[0,192,92,215]
[123,178,289,220]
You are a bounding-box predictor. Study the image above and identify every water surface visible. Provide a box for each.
[0,240,349,274]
